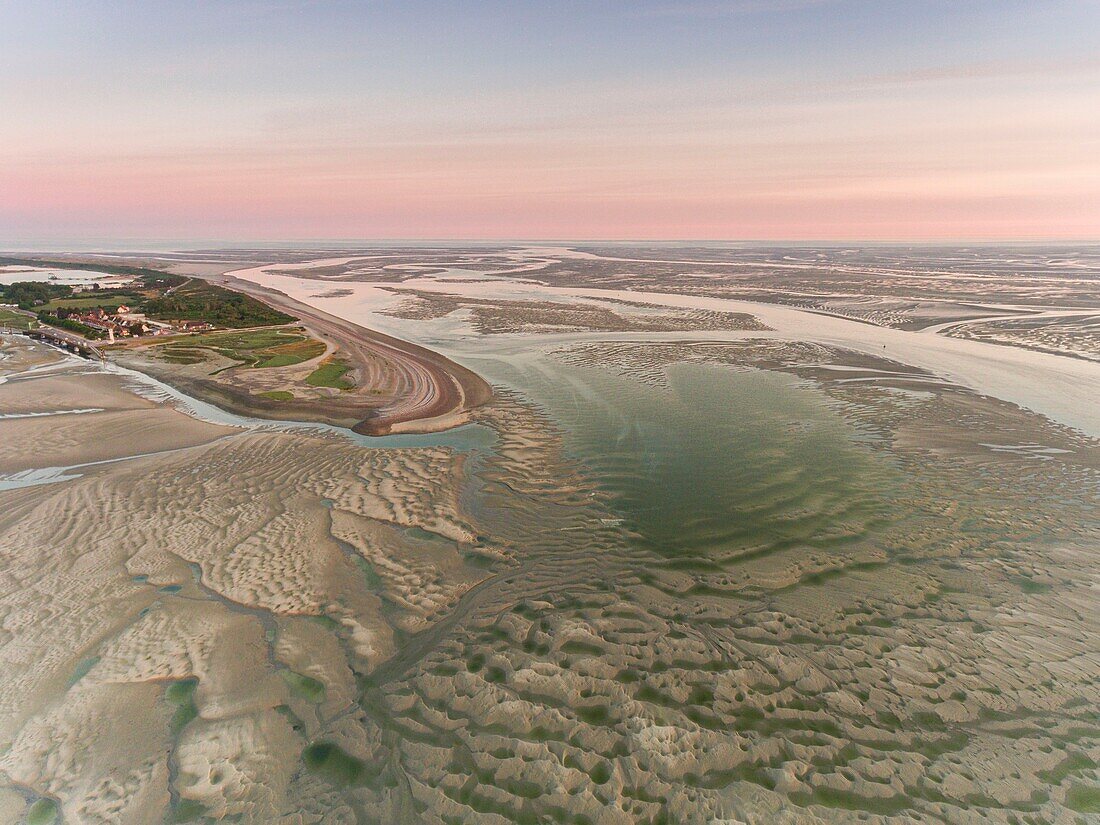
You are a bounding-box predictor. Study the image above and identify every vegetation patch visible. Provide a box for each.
[261,390,295,401]
[67,656,100,687]
[25,799,59,825]
[354,556,384,590]
[788,786,912,816]
[590,762,612,784]
[576,704,612,725]
[155,328,323,370]
[1066,784,1100,813]
[1015,575,1051,594]
[306,359,354,389]
[302,742,369,786]
[280,669,327,703]
[1038,752,1095,785]
[160,346,209,365]
[560,640,604,656]
[143,278,293,327]
[166,677,199,734]
[0,307,33,329]
[166,799,208,824]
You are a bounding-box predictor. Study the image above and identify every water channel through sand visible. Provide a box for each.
[231,261,1100,437]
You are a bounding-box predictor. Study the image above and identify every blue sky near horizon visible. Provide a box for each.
[1,0,1098,241]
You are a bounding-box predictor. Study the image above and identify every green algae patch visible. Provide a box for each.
[26,799,58,825]
[166,799,209,823]
[281,669,327,703]
[353,556,383,590]
[303,742,369,786]
[166,677,199,734]
[1066,784,1100,813]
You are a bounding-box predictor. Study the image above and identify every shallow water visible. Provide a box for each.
[102,358,498,452]
[234,263,1100,435]
[477,353,897,565]
[0,346,497,490]
[0,266,134,287]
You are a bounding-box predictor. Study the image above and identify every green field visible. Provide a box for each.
[0,308,35,329]
[306,359,354,389]
[156,328,325,370]
[42,291,144,312]
[260,390,295,401]
[43,297,117,312]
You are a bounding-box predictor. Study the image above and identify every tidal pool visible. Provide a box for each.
[484,355,897,566]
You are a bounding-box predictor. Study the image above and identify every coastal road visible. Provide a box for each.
[25,327,106,360]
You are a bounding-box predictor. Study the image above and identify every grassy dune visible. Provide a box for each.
[156,328,325,369]
[305,359,354,389]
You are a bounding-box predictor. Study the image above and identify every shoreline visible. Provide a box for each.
[2,252,494,436]
[106,266,494,436]
[217,269,493,435]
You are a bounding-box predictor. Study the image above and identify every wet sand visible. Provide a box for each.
[3,245,1098,824]
[0,334,508,822]
[233,262,1100,436]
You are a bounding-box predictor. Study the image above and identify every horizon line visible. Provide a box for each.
[4,237,1100,252]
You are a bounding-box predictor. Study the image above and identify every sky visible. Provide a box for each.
[1,0,1098,242]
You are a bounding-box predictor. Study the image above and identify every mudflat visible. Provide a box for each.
[2,244,1097,824]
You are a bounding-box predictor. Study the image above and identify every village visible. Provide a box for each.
[0,259,295,352]
[42,302,214,342]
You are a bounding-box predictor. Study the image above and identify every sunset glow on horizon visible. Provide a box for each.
[3,1,1099,243]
